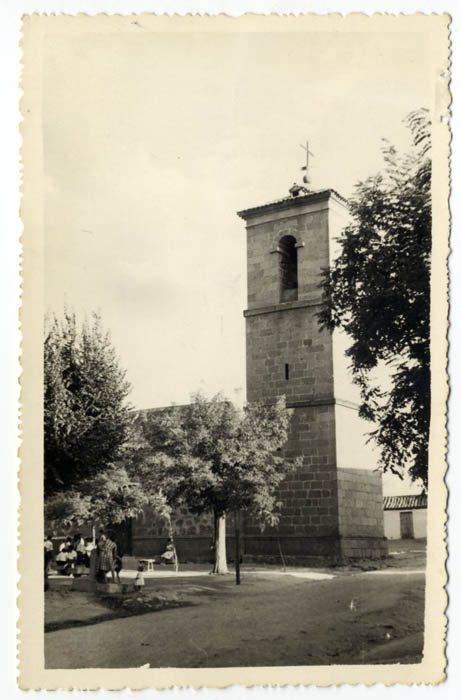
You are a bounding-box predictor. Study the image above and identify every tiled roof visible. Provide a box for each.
[237,188,349,220]
[383,494,427,511]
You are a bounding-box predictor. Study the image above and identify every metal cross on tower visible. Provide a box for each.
[300,141,314,185]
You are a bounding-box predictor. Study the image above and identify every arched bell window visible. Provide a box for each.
[279,235,298,302]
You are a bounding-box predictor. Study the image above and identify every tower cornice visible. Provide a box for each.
[237,188,348,222]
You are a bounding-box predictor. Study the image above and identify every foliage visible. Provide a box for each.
[44,463,170,533]
[44,310,166,532]
[135,392,295,523]
[134,393,296,572]
[44,490,93,529]
[44,310,133,495]
[318,108,431,486]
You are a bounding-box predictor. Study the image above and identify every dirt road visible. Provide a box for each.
[45,568,425,668]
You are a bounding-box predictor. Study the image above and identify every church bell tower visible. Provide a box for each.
[237,182,386,564]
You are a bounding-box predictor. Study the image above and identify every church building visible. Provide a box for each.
[130,182,386,565]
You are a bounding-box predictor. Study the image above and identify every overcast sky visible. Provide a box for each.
[42,26,434,493]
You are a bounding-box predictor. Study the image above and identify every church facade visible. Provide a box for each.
[131,187,386,564]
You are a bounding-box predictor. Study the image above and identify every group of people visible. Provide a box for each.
[44,531,123,585]
[45,532,178,591]
[53,534,95,577]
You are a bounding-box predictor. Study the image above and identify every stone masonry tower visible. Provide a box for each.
[237,188,386,564]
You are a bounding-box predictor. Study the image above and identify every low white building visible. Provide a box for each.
[383,494,427,540]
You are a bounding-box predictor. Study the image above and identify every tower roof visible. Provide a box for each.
[237,188,348,221]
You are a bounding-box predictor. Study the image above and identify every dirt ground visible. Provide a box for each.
[45,540,426,668]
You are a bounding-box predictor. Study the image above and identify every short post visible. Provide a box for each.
[235,511,241,586]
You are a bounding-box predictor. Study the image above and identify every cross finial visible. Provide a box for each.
[300,141,314,185]
[289,141,315,197]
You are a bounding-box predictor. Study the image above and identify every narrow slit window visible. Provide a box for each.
[285,363,290,380]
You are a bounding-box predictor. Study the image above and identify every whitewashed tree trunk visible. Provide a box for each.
[166,513,179,572]
[213,511,228,574]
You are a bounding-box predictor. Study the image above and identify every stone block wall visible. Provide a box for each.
[243,403,340,561]
[131,505,241,562]
[337,468,384,538]
[245,305,334,404]
[337,467,387,559]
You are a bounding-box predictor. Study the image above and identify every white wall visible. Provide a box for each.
[384,509,427,539]
[413,509,427,539]
[384,510,401,540]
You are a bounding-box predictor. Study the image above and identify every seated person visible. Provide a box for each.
[56,545,75,576]
[160,542,176,565]
[58,537,72,553]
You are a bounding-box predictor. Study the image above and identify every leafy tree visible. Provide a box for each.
[44,310,133,495]
[44,311,161,535]
[135,393,295,577]
[318,108,431,486]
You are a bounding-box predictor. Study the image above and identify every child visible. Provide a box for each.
[114,554,123,584]
[134,565,145,592]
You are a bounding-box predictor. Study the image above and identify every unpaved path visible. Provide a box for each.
[45,569,425,668]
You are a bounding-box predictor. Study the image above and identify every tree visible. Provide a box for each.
[135,393,295,578]
[318,108,431,486]
[44,310,159,534]
[44,310,133,495]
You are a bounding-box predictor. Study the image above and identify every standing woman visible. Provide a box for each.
[97,531,117,583]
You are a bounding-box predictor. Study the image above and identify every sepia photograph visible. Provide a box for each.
[18,12,450,688]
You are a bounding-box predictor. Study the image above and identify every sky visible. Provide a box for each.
[42,26,436,493]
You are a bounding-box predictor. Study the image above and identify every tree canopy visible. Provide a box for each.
[44,310,133,495]
[134,393,296,572]
[43,310,157,532]
[318,108,431,486]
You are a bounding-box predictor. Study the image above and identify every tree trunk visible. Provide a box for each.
[277,534,287,572]
[212,510,228,574]
[166,514,179,572]
[234,511,241,585]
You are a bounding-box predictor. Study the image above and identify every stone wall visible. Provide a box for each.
[245,304,335,403]
[337,467,386,559]
[131,504,214,561]
[243,403,340,563]
[131,505,241,562]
